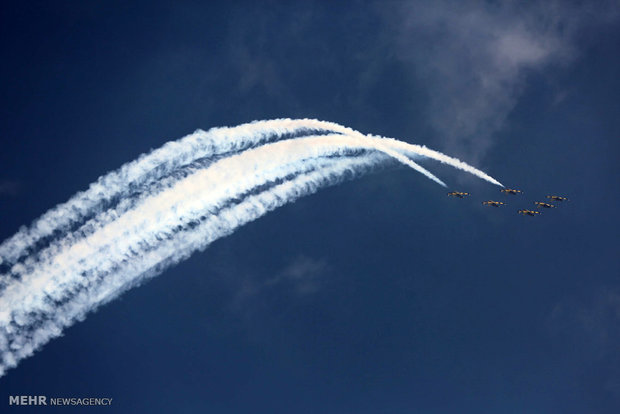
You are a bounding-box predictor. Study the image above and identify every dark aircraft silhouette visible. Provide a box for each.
[546,195,569,202]
[501,188,523,195]
[534,201,555,209]
[482,200,506,207]
[447,191,470,198]
[518,209,541,216]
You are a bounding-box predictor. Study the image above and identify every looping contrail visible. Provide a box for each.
[0,119,502,377]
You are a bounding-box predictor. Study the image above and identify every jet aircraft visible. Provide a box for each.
[500,189,523,195]
[518,209,541,216]
[482,201,506,207]
[447,191,470,198]
[534,202,555,209]
[546,195,569,202]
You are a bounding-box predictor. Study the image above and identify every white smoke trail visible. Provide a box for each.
[273,121,505,187]
[0,119,501,268]
[1,135,444,300]
[0,122,503,377]
[1,135,444,289]
[0,118,352,267]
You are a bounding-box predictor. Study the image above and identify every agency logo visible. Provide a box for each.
[9,396,47,406]
[9,395,113,406]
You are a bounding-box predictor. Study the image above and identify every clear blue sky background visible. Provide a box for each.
[1,1,619,413]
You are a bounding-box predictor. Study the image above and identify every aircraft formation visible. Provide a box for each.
[447,188,569,217]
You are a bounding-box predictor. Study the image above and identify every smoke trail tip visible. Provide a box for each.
[487,177,504,187]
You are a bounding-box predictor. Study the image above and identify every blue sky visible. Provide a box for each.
[1,1,619,413]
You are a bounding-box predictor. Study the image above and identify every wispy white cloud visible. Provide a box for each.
[224,4,316,99]
[266,255,329,295]
[381,0,619,162]
[232,255,329,307]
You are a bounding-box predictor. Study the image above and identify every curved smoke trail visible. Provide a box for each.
[0,119,501,268]
[0,119,343,267]
[0,120,502,377]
